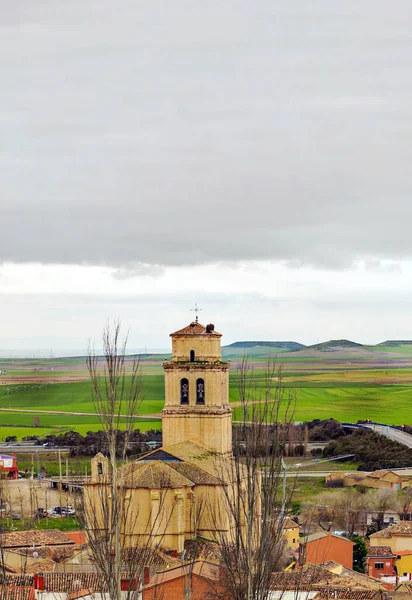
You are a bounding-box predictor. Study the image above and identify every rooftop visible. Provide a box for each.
[370,521,412,538]
[300,531,353,545]
[141,441,235,482]
[0,587,34,600]
[143,561,220,591]
[271,565,383,593]
[0,530,74,549]
[282,517,299,530]
[119,460,194,488]
[366,546,394,558]
[170,322,221,337]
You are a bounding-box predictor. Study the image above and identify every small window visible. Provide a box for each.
[97,462,103,476]
[196,378,205,404]
[190,350,195,362]
[375,562,384,570]
[180,378,189,404]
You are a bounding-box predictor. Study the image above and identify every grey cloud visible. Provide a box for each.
[1,1,412,269]
[110,264,165,280]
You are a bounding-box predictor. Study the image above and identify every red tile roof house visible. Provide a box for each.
[0,576,35,600]
[366,547,396,579]
[142,561,228,600]
[299,532,355,570]
[0,530,75,551]
[0,454,18,479]
[0,586,35,600]
[270,564,386,599]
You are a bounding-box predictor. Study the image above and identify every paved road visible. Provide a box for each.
[0,445,71,453]
[364,423,412,448]
[286,468,412,478]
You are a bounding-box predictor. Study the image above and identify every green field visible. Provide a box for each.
[2,346,412,438]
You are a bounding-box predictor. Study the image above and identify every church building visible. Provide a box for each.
[84,319,248,554]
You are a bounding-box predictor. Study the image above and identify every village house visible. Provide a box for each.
[0,530,75,551]
[141,560,225,600]
[298,531,354,570]
[328,470,412,490]
[365,546,396,579]
[282,517,300,550]
[0,453,18,479]
[394,550,412,577]
[370,522,412,553]
[270,564,385,599]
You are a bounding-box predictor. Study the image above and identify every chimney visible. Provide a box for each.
[144,567,150,585]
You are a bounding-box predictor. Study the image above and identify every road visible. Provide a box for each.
[285,468,412,478]
[364,423,412,448]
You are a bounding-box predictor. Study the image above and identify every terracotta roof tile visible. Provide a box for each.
[366,546,394,558]
[25,559,56,574]
[119,460,194,488]
[44,573,108,592]
[143,561,220,591]
[171,322,221,336]
[0,530,74,549]
[66,588,93,600]
[271,565,383,592]
[282,517,299,530]
[0,586,34,600]
[370,521,412,538]
[0,576,34,587]
[158,441,236,481]
[168,461,222,485]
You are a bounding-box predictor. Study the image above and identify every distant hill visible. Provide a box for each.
[306,339,364,352]
[376,340,412,347]
[224,341,306,351]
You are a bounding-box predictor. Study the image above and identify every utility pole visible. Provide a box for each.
[279,454,355,521]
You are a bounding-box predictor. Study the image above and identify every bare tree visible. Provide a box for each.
[81,321,144,600]
[211,357,295,600]
[301,489,366,535]
[399,487,412,521]
[368,488,399,532]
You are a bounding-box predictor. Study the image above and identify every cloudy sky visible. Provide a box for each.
[1,1,412,352]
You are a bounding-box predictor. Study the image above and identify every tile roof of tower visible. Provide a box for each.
[170,322,221,336]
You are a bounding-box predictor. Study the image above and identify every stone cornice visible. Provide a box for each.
[162,407,232,416]
[163,361,229,370]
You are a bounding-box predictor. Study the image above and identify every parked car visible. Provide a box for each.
[34,508,47,519]
[49,506,75,517]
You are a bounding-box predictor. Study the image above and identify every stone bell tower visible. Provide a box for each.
[162,320,232,454]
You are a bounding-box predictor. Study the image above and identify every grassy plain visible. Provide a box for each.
[2,345,412,438]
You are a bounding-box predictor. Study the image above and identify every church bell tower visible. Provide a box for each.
[162,320,232,454]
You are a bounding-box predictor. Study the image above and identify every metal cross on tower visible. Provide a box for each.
[190,303,202,323]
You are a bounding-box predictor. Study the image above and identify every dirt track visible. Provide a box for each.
[0,375,89,385]
[0,408,162,419]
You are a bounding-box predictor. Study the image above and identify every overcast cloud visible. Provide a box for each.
[1,1,412,348]
[2,1,412,269]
